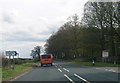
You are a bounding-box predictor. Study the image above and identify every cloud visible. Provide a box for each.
[2,13,13,23]
[0,0,89,58]
[38,24,63,35]
[1,9,19,24]
[2,31,49,42]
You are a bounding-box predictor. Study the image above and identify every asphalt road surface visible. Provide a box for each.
[13,61,119,83]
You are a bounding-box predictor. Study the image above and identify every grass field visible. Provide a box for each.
[2,62,33,81]
[70,60,120,67]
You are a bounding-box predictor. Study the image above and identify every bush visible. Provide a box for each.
[2,57,33,67]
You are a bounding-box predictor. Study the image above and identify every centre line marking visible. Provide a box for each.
[63,68,69,72]
[74,74,90,83]
[64,74,75,83]
[58,68,62,72]
[55,65,58,68]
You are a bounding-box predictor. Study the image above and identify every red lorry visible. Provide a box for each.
[40,54,53,67]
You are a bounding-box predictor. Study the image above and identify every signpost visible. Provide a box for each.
[102,51,109,58]
[102,50,109,62]
[6,51,17,56]
[6,51,17,69]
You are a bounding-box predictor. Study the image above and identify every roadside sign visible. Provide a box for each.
[102,50,109,58]
[6,51,17,56]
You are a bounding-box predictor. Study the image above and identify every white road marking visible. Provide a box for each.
[63,68,70,72]
[74,74,90,83]
[64,74,75,83]
[95,68,100,69]
[96,68,117,73]
[112,70,116,72]
[58,68,62,72]
[105,69,109,71]
[59,65,62,67]
[55,65,57,68]
[104,69,116,72]
[108,69,116,72]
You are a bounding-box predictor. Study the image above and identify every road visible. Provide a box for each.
[12,61,119,83]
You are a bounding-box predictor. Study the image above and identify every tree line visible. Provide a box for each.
[45,2,120,63]
[30,46,41,62]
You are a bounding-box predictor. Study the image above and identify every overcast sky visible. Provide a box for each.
[0,0,89,58]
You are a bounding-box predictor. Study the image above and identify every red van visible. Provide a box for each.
[40,54,53,67]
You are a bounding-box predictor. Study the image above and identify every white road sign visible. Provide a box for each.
[6,51,17,56]
[102,50,109,58]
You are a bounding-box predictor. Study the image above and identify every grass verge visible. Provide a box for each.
[2,62,33,81]
[69,60,120,67]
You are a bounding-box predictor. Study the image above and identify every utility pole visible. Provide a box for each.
[114,42,120,65]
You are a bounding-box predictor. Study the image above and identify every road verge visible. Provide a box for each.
[68,60,120,67]
[2,62,33,81]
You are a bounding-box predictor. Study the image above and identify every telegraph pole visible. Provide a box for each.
[114,42,120,65]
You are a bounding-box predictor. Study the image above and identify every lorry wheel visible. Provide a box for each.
[41,64,43,67]
[51,63,53,66]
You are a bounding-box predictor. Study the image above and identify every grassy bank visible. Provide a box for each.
[2,62,33,81]
[69,60,120,67]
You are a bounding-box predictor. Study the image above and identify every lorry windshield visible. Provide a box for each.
[41,55,51,59]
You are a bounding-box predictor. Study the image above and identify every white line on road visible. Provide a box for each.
[64,74,75,83]
[63,68,69,72]
[58,68,62,72]
[108,69,116,72]
[95,68,100,69]
[74,74,90,83]
[55,65,58,68]
[105,69,109,71]
[96,68,117,73]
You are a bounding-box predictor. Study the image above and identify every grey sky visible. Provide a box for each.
[0,0,88,58]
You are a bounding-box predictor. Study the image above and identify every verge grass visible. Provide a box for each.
[2,62,33,81]
[69,60,120,67]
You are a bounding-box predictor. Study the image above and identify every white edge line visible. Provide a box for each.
[63,68,69,72]
[58,68,62,72]
[96,68,117,73]
[105,69,116,73]
[74,74,90,83]
[64,74,75,83]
